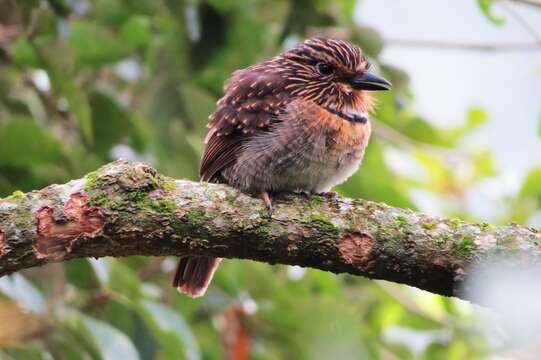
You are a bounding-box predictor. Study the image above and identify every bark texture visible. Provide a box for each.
[0,160,540,302]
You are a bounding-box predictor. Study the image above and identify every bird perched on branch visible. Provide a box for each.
[173,37,391,297]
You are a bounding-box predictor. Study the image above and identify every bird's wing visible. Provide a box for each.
[200,69,289,182]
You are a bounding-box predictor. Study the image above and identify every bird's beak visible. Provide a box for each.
[349,72,392,91]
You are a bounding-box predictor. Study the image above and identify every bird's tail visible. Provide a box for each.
[173,256,222,298]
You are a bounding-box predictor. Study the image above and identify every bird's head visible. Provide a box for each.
[276,37,391,114]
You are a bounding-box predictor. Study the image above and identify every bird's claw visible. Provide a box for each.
[260,191,273,218]
[317,191,338,199]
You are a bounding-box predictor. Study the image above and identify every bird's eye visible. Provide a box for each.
[316,62,333,75]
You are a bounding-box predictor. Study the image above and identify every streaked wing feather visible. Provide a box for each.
[199,69,289,182]
[200,133,243,182]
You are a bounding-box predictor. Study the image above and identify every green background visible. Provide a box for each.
[0,0,540,359]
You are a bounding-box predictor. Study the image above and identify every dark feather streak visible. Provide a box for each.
[200,37,368,182]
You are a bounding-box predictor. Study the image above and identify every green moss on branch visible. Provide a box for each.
[0,160,540,304]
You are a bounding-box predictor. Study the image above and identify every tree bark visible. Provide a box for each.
[0,160,539,302]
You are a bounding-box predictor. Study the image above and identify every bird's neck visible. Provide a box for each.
[322,105,368,124]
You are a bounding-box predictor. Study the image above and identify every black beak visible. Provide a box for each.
[349,71,392,91]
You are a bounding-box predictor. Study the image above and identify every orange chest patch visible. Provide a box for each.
[310,105,372,149]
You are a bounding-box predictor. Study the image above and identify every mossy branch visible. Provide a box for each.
[0,160,540,303]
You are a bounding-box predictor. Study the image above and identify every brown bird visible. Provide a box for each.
[172,37,391,297]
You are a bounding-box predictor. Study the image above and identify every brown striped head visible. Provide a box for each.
[276,37,391,113]
[211,37,391,139]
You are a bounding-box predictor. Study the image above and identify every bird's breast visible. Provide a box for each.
[303,103,371,191]
[222,100,371,193]
[311,104,371,153]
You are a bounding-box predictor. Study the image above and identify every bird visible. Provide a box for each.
[172,36,391,298]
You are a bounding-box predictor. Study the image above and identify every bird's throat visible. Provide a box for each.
[321,105,368,124]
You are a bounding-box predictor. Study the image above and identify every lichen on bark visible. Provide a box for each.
[0,159,540,303]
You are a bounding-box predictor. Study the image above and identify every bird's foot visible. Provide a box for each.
[260,191,273,218]
[316,191,338,199]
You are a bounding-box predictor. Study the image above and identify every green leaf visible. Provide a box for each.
[465,107,488,130]
[90,90,148,157]
[194,12,271,94]
[0,274,46,314]
[414,149,454,192]
[80,316,140,360]
[476,0,505,25]
[181,84,218,135]
[65,259,100,290]
[11,38,40,66]
[66,84,93,145]
[93,0,132,25]
[401,116,453,147]
[339,0,357,21]
[0,117,64,167]
[2,346,54,360]
[519,167,541,203]
[36,42,94,143]
[48,337,91,360]
[0,175,14,195]
[46,0,71,16]
[11,0,41,23]
[450,107,489,140]
[30,7,59,38]
[372,91,397,125]
[138,301,201,360]
[107,260,142,298]
[120,16,152,47]
[69,21,131,66]
[89,258,110,284]
[101,299,137,339]
[472,149,497,180]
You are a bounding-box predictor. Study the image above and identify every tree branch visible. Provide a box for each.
[508,0,541,9]
[500,1,541,44]
[0,160,539,303]
[384,38,541,51]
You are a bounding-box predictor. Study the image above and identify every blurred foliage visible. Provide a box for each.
[476,0,506,25]
[0,0,539,359]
